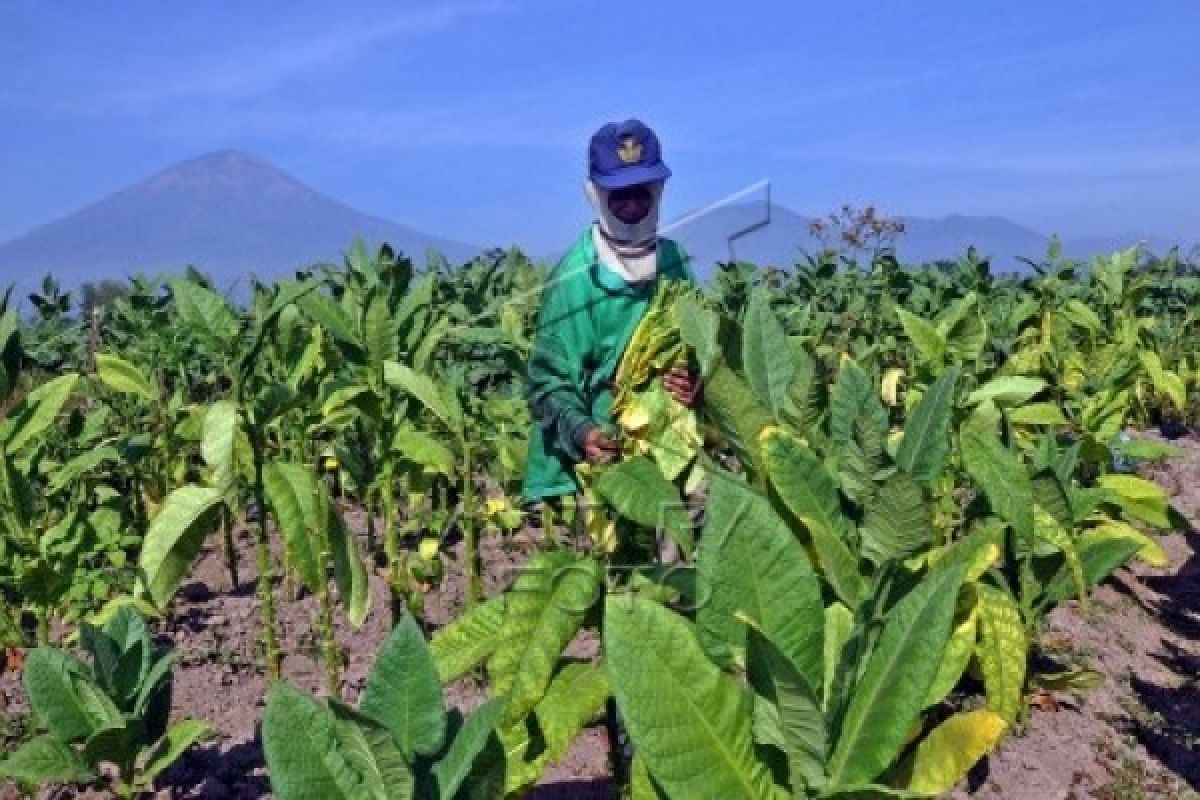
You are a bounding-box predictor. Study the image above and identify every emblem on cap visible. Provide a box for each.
[617,135,642,164]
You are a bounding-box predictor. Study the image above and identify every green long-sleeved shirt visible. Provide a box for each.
[521,227,694,502]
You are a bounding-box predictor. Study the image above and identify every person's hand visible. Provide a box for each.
[663,367,702,407]
[583,426,620,464]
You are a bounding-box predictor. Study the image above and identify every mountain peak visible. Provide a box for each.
[0,151,478,297]
[138,149,309,197]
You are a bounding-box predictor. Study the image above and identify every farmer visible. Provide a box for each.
[521,119,701,504]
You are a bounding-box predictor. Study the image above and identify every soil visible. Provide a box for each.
[1,433,1197,799]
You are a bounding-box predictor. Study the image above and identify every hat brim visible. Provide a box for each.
[590,163,671,190]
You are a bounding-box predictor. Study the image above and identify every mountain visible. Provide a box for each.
[0,150,478,299]
[664,202,1187,280]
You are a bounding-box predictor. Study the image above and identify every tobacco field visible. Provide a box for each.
[0,241,1196,799]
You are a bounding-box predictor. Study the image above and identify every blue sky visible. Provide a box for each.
[1,0,1197,252]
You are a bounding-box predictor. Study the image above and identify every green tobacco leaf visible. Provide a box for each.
[823,603,854,712]
[201,401,241,499]
[391,427,455,476]
[328,701,415,800]
[1139,351,1187,411]
[360,614,447,759]
[94,353,156,402]
[4,373,78,453]
[171,279,238,343]
[677,294,719,378]
[489,551,603,728]
[263,682,403,800]
[1097,474,1171,529]
[960,418,1033,541]
[383,361,463,436]
[1008,403,1069,426]
[595,456,694,556]
[700,363,775,479]
[327,505,371,628]
[430,595,508,683]
[605,595,787,800]
[761,428,863,607]
[535,661,611,766]
[363,291,400,380]
[697,477,824,689]
[895,308,946,366]
[298,290,360,347]
[860,472,934,566]
[895,367,959,484]
[975,584,1027,724]
[434,698,504,800]
[826,565,967,787]
[746,626,827,790]
[1033,507,1087,609]
[262,463,323,591]
[743,290,795,420]
[137,486,223,609]
[965,376,1046,408]
[23,648,108,743]
[830,359,885,453]
[0,735,95,785]
[1039,528,1142,609]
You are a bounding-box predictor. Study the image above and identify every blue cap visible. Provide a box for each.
[588,119,671,190]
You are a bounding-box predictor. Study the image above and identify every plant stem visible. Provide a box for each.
[35,607,49,647]
[316,544,340,698]
[252,435,281,681]
[221,504,240,591]
[462,439,482,607]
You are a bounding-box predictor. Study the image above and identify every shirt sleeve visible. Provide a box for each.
[526,264,595,462]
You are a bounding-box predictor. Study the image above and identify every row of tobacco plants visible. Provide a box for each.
[0,240,1196,797]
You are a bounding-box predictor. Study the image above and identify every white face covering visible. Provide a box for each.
[585,179,664,282]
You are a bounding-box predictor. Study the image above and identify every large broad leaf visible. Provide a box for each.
[327,505,371,628]
[975,584,1027,724]
[960,418,1033,541]
[433,698,505,800]
[3,373,78,453]
[761,428,862,607]
[894,367,959,484]
[830,359,886,453]
[0,735,95,785]
[201,401,241,499]
[1139,351,1188,411]
[430,595,508,683]
[298,290,361,347]
[137,486,223,608]
[696,477,824,689]
[391,427,456,476]
[139,719,216,786]
[823,604,854,712]
[1039,527,1143,609]
[826,565,967,787]
[701,364,775,480]
[898,710,1007,794]
[263,463,324,591]
[924,594,979,707]
[327,701,415,800]
[360,614,447,759]
[1008,403,1069,426]
[594,456,694,556]
[534,661,611,766]
[363,290,400,377]
[23,648,115,743]
[94,353,156,402]
[1032,506,1087,609]
[743,290,795,419]
[965,376,1046,408]
[170,279,238,344]
[488,551,603,728]
[1097,474,1171,529]
[860,472,934,566]
[263,682,409,800]
[895,309,946,367]
[746,626,828,790]
[677,294,720,378]
[383,362,463,436]
[605,595,787,800]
